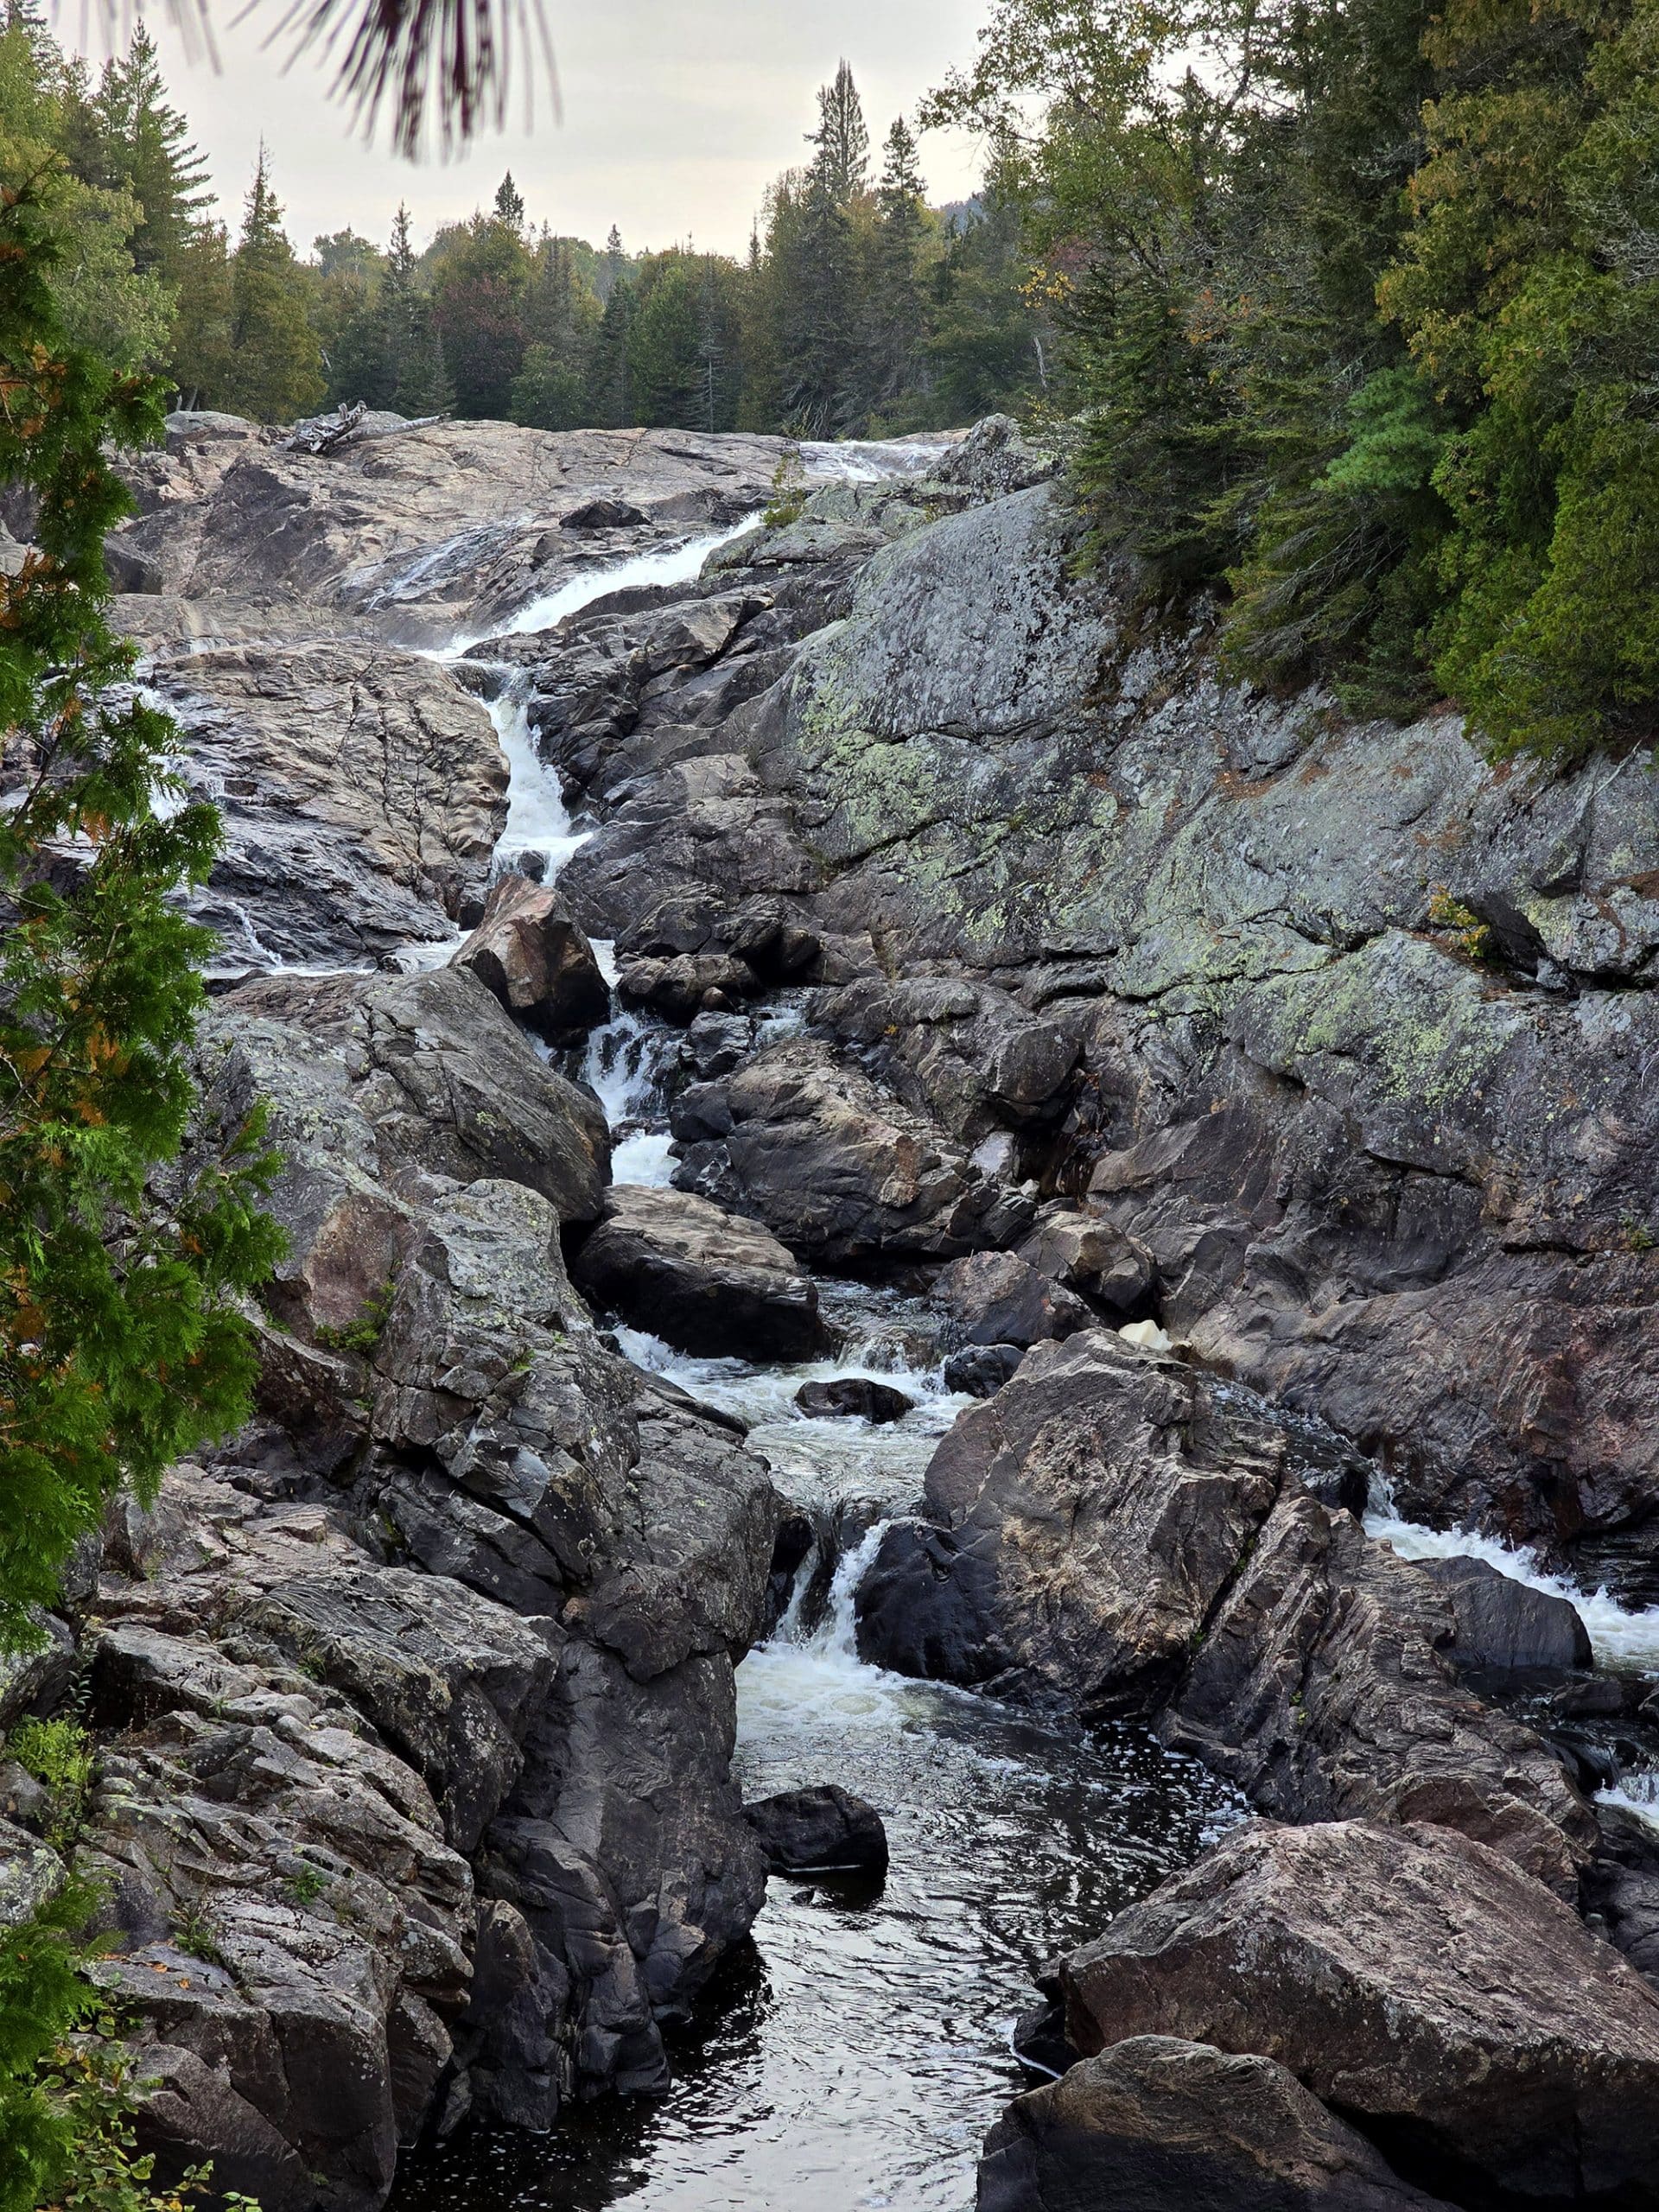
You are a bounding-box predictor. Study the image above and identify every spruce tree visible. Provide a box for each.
[868,116,931,416]
[807,59,870,203]
[493,169,525,230]
[585,275,635,425]
[225,144,324,420]
[103,22,213,285]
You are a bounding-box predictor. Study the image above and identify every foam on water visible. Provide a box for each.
[486,690,592,883]
[1366,1508,1659,1672]
[1598,1768,1659,1832]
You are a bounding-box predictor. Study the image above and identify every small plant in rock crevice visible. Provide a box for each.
[314,1279,396,1358]
[1427,888,1493,962]
[7,1720,96,1852]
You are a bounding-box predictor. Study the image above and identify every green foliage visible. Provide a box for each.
[222,146,323,422]
[763,448,808,527]
[944,0,1659,758]
[7,1719,93,1847]
[313,1280,393,1358]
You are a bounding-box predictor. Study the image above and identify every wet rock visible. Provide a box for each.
[931,1251,1091,1351]
[617,952,760,1025]
[943,1343,1027,1398]
[453,874,610,1041]
[1060,1820,1659,2209]
[671,1037,1036,1266]
[143,639,508,972]
[741,1784,888,1875]
[979,2035,1454,2212]
[572,1185,828,1361]
[857,1332,1592,1890]
[1418,1553,1593,1674]
[793,1376,915,1424]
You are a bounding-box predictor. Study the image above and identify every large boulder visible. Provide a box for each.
[741,1785,888,1876]
[1060,1821,1659,2208]
[213,964,611,1236]
[671,1036,1036,1265]
[1417,1553,1592,1674]
[571,1184,829,1361]
[978,2036,1454,2212]
[144,639,509,971]
[453,874,610,1040]
[856,1332,1593,1891]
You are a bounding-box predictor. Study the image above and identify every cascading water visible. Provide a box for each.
[377,461,1310,2211]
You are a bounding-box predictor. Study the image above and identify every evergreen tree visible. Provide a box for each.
[585,275,635,425]
[867,115,931,416]
[598,220,626,300]
[0,168,281,2206]
[426,208,530,417]
[493,168,525,230]
[224,144,324,420]
[808,58,870,203]
[628,255,702,424]
[100,22,213,284]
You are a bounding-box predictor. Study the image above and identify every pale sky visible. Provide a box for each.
[73,1,995,260]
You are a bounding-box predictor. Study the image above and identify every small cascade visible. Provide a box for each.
[1365,1502,1659,1673]
[486,686,593,885]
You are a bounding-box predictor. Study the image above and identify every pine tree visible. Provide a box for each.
[598,221,626,301]
[867,115,931,416]
[224,144,324,420]
[627,257,702,425]
[493,169,525,230]
[585,275,635,425]
[808,59,869,204]
[103,22,213,285]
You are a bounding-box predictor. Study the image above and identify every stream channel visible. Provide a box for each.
[379,505,1659,2212]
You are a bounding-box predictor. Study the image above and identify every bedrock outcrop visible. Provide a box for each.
[0,942,785,2206]
[537,463,1659,1580]
[855,1332,1595,1891]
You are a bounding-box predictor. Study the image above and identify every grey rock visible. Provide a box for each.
[572,1184,828,1361]
[856,1332,1592,1892]
[943,1343,1027,1398]
[1060,1820,1659,2208]
[1418,1553,1593,1674]
[931,1251,1092,1351]
[670,1036,1035,1266]
[978,2035,1454,2212]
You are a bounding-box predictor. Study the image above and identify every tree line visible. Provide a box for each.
[0,19,1044,437]
[937,0,1659,761]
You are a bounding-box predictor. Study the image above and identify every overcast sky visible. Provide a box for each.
[75,1,994,258]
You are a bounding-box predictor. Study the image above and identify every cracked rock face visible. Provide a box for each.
[855,1332,1594,1892]
[1059,1820,1659,2208]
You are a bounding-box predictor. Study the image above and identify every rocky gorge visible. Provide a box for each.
[3,403,1659,2212]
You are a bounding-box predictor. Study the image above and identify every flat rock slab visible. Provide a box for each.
[573,1184,828,1361]
[1061,1820,1659,2207]
[978,2035,1454,2212]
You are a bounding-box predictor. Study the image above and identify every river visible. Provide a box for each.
[383,493,1659,2212]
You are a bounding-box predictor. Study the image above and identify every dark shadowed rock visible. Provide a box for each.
[1418,1553,1593,1673]
[742,1784,888,1875]
[454,873,610,1040]
[931,1250,1092,1351]
[618,953,760,1025]
[1060,1821,1659,2209]
[572,1185,828,1360]
[978,2036,1455,2212]
[944,1343,1027,1398]
[794,1376,915,1424]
